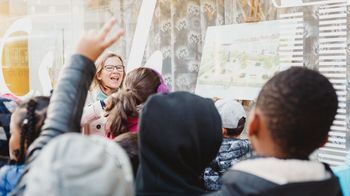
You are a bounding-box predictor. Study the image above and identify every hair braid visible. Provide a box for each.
[17,99,37,164]
[25,99,37,148]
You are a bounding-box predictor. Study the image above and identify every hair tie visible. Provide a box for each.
[22,118,29,126]
[149,69,169,93]
[157,83,169,93]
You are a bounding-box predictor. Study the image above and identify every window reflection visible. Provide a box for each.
[1,31,29,96]
[0,0,348,165]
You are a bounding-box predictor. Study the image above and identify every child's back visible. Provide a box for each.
[203,99,251,191]
[207,67,343,196]
[0,96,49,195]
[204,138,250,191]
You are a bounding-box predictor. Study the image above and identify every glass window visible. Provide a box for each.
[0,0,348,165]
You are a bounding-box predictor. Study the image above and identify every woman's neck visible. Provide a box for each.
[100,85,115,96]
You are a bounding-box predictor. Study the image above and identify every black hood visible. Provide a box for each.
[136,92,222,196]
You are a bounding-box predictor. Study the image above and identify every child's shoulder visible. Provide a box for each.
[223,138,249,145]
[0,164,24,193]
[0,164,24,175]
[221,138,250,152]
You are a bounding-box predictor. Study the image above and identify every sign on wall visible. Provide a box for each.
[195,20,299,100]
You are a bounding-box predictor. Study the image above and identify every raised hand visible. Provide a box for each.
[75,18,124,61]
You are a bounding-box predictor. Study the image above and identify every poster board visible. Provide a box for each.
[195,20,297,100]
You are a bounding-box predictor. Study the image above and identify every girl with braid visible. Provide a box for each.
[105,67,169,139]
[0,96,50,195]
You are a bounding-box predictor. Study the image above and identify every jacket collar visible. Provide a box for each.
[232,157,331,185]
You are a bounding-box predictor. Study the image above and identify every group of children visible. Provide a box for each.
[0,18,348,196]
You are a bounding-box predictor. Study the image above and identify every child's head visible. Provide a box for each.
[24,134,134,196]
[215,98,246,138]
[136,92,222,193]
[106,67,169,137]
[9,96,50,164]
[115,132,139,176]
[248,67,338,159]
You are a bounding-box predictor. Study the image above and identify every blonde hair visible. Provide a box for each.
[90,52,125,91]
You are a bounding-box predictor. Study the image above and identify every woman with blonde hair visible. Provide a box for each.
[88,52,125,102]
[81,52,125,136]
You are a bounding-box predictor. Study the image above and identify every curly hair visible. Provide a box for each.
[105,67,161,138]
[256,67,338,158]
[12,96,50,164]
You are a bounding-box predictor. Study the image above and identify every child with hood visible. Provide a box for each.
[136,91,223,195]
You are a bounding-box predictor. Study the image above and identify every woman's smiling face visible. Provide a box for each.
[97,56,125,93]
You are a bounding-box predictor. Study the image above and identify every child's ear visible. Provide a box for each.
[96,72,102,80]
[319,136,328,147]
[248,110,260,138]
[221,128,226,135]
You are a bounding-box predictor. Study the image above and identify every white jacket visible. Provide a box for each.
[81,91,107,136]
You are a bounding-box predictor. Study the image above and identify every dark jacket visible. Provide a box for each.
[203,138,251,191]
[10,54,95,195]
[0,97,13,166]
[207,158,343,196]
[136,92,223,196]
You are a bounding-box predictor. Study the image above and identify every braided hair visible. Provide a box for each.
[12,96,50,164]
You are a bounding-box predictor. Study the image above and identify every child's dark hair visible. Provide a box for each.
[115,132,139,176]
[105,67,161,137]
[256,67,338,159]
[12,96,50,164]
[226,117,246,136]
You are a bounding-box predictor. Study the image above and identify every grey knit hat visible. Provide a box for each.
[24,133,134,196]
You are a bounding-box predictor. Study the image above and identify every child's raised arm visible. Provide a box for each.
[11,18,124,195]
